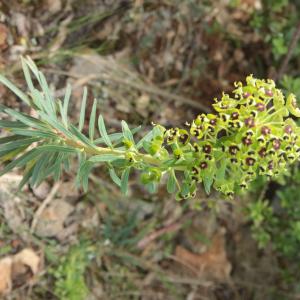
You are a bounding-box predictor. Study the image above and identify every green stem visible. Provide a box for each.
[64,136,163,167]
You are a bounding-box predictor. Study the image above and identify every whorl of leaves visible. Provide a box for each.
[0,57,300,199]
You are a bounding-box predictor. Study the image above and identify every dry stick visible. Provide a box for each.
[44,69,211,112]
[276,21,300,81]
[30,182,61,233]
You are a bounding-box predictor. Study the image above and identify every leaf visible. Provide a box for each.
[77,160,94,192]
[136,129,153,149]
[0,135,24,144]
[23,56,41,83]
[0,147,28,163]
[88,154,122,163]
[62,84,71,128]
[69,124,96,148]
[30,153,53,186]
[94,132,123,145]
[0,74,30,105]
[146,182,157,194]
[78,87,87,132]
[121,168,130,195]
[39,112,74,139]
[0,120,27,129]
[287,93,300,117]
[89,98,97,141]
[36,145,78,153]
[203,172,214,195]
[18,164,34,189]
[167,170,177,193]
[98,115,113,148]
[0,149,41,176]
[94,126,141,146]
[109,168,121,187]
[215,160,227,182]
[121,120,134,144]
[35,153,59,186]
[38,71,56,115]
[5,109,47,130]
[21,56,35,92]
[31,89,46,111]
[0,137,40,152]
[10,128,58,139]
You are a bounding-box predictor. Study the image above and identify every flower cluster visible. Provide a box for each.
[142,76,300,199]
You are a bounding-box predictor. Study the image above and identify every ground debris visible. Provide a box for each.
[0,248,41,296]
[175,228,232,282]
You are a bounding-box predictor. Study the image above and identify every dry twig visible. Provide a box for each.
[30,182,61,233]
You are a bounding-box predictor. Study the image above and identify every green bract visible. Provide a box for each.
[0,58,300,199]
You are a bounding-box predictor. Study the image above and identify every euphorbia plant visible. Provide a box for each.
[0,57,300,199]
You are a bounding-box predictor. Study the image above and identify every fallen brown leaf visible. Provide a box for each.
[0,257,13,295]
[175,229,231,281]
[11,248,40,288]
[0,248,40,295]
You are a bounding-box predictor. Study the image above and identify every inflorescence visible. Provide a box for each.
[0,57,300,200]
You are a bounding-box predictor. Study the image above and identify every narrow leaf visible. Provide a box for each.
[11,128,58,139]
[167,171,177,193]
[121,168,130,195]
[0,74,30,104]
[109,168,121,187]
[39,111,74,139]
[36,144,78,153]
[0,137,40,152]
[89,98,97,141]
[89,154,122,163]
[21,56,34,92]
[62,84,71,127]
[0,120,27,129]
[0,135,24,144]
[78,87,87,132]
[136,129,154,149]
[5,108,47,130]
[69,124,96,148]
[98,115,112,148]
[0,149,41,176]
[121,120,134,144]
[30,153,53,186]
